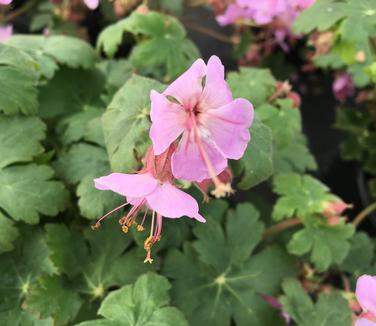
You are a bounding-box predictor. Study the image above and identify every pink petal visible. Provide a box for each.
[201,98,254,159]
[0,0,12,5]
[0,25,12,42]
[94,173,158,198]
[146,182,205,222]
[199,55,232,110]
[171,132,227,182]
[149,90,187,155]
[355,319,376,326]
[356,275,376,315]
[163,58,206,110]
[83,0,99,9]
[216,4,253,26]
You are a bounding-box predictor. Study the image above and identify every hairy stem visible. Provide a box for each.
[352,202,376,227]
[181,18,237,44]
[263,217,302,239]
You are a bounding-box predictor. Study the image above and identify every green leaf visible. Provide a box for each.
[0,212,19,253]
[38,67,105,119]
[293,1,347,33]
[83,220,157,295]
[340,0,376,44]
[227,67,276,107]
[0,164,68,223]
[77,175,122,220]
[25,275,83,325]
[193,203,264,270]
[0,310,54,326]
[96,59,133,90]
[0,227,56,323]
[56,106,103,145]
[237,117,274,190]
[164,203,296,326]
[273,133,317,174]
[7,35,97,74]
[258,99,301,149]
[103,75,164,172]
[77,273,189,326]
[54,143,109,185]
[340,232,375,275]
[280,278,352,326]
[97,11,199,80]
[0,43,39,115]
[45,224,89,278]
[0,115,45,168]
[272,173,337,221]
[287,216,354,271]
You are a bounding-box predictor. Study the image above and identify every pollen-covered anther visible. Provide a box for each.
[118,216,127,225]
[137,225,145,232]
[122,225,129,233]
[211,182,234,199]
[143,236,156,264]
[91,222,101,230]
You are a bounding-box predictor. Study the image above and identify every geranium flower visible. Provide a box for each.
[216,3,254,26]
[355,275,376,325]
[333,72,355,103]
[215,0,315,26]
[0,0,12,5]
[83,0,99,10]
[0,25,12,42]
[93,147,205,263]
[149,55,254,197]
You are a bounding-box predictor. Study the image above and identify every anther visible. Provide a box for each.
[211,182,234,198]
[122,225,129,233]
[137,225,145,231]
[91,222,101,230]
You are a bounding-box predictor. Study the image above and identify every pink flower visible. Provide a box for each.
[333,72,355,102]
[355,275,376,326]
[0,25,12,42]
[216,3,254,26]
[149,55,254,197]
[0,0,12,5]
[93,149,205,263]
[215,0,315,26]
[240,0,287,25]
[83,0,99,10]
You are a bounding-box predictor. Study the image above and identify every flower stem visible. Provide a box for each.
[263,218,302,239]
[352,202,376,227]
[2,0,37,23]
[181,18,237,44]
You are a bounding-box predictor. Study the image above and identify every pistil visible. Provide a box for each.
[190,112,233,198]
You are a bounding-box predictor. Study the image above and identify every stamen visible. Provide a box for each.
[91,202,129,230]
[138,207,149,231]
[190,112,234,198]
[143,211,163,264]
[143,237,154,264]
[195,133,233,198]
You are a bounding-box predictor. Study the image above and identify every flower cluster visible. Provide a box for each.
[216,0,315,52]
[216,0,315,27]
[94,56,254,263]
